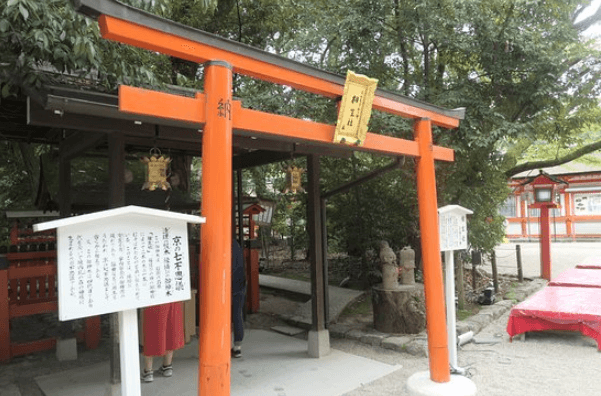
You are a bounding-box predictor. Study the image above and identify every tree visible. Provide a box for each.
[285,0,601,256]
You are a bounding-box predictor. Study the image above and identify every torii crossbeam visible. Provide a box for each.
[73,1,464,395]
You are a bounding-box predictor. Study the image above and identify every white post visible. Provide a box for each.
[119,309,141,396]
[444,250,458,370]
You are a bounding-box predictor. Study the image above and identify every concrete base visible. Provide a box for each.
[308,329,330,358]
[103,383,121,396]
[406,371,477,396]
[56,338,77,361]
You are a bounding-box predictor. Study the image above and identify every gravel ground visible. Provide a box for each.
[337,306,601,396]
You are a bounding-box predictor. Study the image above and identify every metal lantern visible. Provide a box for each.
[141,148,171,191]
[283,165,305,194]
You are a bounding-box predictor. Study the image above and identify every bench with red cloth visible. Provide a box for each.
[549,267,601,288]
[507,260,601,349]
[507,286,601,350]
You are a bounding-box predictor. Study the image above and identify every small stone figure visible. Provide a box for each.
[379,241,398,290]
[399,246,416,285]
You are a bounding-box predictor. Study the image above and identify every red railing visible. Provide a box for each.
[1,216,100,363]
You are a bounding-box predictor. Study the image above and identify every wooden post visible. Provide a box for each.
[0,266,9,362]
[414,118,450,383]
[456,252,465,310]
[307,155,326,332]
[108,132,125,385]
[491,251,499,294]
[516,244,523,282]
[320,197,329,328]
[199,61,233,396]
[539,206,552,281]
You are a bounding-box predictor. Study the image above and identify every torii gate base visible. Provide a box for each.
[407,372,477,396]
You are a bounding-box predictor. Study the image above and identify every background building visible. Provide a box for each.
[502,154,601,240]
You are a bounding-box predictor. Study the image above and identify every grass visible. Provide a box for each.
[504,282,519,303]
[456,303,480,321]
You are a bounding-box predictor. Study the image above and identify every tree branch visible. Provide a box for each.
[573,4,601,32]
[505,139,601,178]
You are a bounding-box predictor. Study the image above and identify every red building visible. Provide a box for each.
[503,156,601,240]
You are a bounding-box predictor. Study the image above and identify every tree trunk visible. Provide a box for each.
[372,284,426,334]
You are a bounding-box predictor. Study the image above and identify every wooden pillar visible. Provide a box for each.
[414,118,450,383]
[108,132,126,385]
[199,61,233,396]
[307,155,326,331]
[58,150,71,218]
[0,262,9,362]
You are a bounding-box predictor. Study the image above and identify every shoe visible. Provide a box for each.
[231,347,242,358]
[141,369,153,383]
[158,364,173,377]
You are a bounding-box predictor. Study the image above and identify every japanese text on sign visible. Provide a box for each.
[333,70,378,146]
[439,213,468,251]
[57,222,191,320]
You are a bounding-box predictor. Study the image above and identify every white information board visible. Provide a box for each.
[34,206,204,321]
[438,205,472,252]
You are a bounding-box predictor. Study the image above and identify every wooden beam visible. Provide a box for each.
[28,97,155,137]
[234,104,455,161]
[119,85,205,125]
[98,14,461,129]
[119,86,455,161]
[59,131,106,160]
[233,150,293,170]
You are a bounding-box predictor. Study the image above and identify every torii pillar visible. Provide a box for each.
[408,119,477,396]
[199,61,233,394]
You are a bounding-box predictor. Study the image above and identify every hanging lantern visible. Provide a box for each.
[283,165,305,194]
[141,148,171,191]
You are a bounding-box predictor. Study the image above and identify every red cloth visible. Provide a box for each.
[506,286,601,350]
[549,268,601,288]
[143,302,184,357]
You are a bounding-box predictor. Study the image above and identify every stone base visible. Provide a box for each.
[56,338,77,361]
[103,382,122,396]
[308,329,330,358]
[406,371,477,396]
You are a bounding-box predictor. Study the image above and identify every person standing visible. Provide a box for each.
[231,238,246,358]
[141,302,185,382]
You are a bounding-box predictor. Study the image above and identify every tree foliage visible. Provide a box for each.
[2,0,601,265]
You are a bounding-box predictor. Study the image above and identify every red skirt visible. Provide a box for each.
[143,302,184,357]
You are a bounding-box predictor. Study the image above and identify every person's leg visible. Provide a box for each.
[144,356,154,371]
[163,350,173,366]
[231,290,245,357]
[159,350,174,377]
[142,356,154,382]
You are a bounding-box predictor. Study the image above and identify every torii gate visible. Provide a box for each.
[73,1,465,394]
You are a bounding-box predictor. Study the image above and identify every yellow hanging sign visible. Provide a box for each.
[283,165,305,194]
[334,70,378,146]
[141,149,172,191]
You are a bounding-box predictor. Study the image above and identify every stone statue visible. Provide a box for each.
[379,241,398,289]
[399,246,416,285]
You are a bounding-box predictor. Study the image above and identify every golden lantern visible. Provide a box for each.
[141,148,171,191]
[283,165,305,194]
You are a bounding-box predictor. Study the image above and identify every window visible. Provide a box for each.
[499,196,516,218]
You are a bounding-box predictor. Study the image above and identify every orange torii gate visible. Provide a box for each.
[74,1,465,394]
